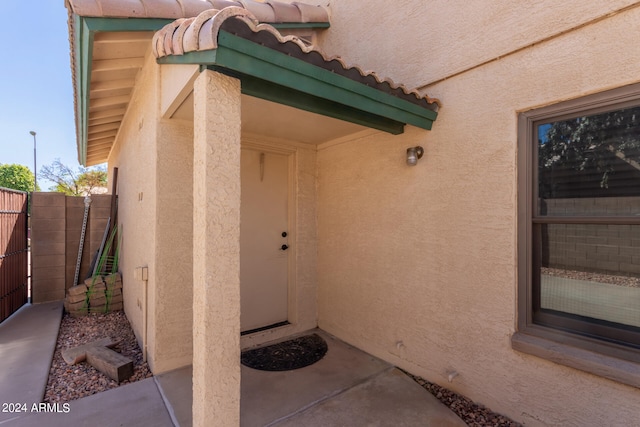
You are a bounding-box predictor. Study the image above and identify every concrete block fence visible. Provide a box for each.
[543,197,640,276]
[31,193,111,303]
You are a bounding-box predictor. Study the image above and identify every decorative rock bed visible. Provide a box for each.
[44,310,521,425]
[407,373,522,426]
[44,310,152,403]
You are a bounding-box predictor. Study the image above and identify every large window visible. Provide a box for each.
[515,84,640,385]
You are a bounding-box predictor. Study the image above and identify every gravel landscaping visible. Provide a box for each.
[44,310,152,403]
[407,373,521,427]
[542,267,640,287]
[45,311,522,425]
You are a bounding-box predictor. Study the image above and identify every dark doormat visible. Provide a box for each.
[241,333,328,371]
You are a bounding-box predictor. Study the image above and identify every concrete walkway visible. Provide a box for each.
[0,302,173,427]
[0,301,63,424]
[8,378,174,427]
[0,304,465,426]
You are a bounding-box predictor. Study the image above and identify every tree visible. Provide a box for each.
[77,169,109,194]
[539,106,640,198]
[40,159,107,196]
[0,164,37,192]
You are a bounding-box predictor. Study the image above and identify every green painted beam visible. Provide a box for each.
[164,54,414,133]
[159,30,437,133]
[216,31,436,127]
[234,69,405,134]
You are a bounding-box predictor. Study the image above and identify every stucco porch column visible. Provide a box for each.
[192,69,242,426]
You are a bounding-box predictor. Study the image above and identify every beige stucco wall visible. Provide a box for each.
[98,1,640,424]
[107,52,158,367]
[108,53,194,374]
[319,0,639,89]
[192,69,242,426]
[316,2,640,426]
[154,118,194,371]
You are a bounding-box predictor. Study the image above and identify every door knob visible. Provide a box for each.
[280,244,289,251]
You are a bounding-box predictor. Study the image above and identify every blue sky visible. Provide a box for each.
[0,2,93,191]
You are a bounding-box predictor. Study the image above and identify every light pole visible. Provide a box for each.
[29,131,37,192]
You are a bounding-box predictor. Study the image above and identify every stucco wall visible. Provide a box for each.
[154,118,194,371]
[107,52,158,369]
[319,0,640,89]
[108,53,194,373]
[192,69,242,426]
[316,2,640,426]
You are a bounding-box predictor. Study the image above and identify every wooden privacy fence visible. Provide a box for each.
[0,188,28,323]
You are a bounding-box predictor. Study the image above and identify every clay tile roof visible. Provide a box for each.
[153,7,440,109]
[66,0,329,22]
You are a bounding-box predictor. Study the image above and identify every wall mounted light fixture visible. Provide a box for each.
[406,146,424,166]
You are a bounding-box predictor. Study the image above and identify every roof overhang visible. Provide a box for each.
[154,9,439,135]
[157,30,437,135]
[67,0,332,166]
[71,16,173,166]
[67,2,439,166]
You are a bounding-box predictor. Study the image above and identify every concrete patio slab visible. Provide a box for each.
[240,330,392,426]
[155,365,193,427]
[273,368,466,427]
[0,306,466,427]
[8,377,174,427]
[155,330,466,427]
[0,301,62,424]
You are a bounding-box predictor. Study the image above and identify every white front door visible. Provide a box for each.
[240,148,290,333]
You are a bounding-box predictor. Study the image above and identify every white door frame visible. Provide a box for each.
[241,139,298,331]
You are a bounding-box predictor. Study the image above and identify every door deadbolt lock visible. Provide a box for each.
[280,244,289,251]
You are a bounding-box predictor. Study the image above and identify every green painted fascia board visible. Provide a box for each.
[75,15,94,165]
[74,17,174,165]
[161,51,407,133]
[235,70,405,134]
[218,42,428,129]
[81,17,327,32]
[73,16,333,164]
[214,31,436,130]
[82,17,174,32]
[158,50,220,66]
[155,30,437,132]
